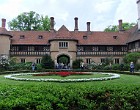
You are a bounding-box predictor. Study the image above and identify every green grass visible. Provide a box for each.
[1,73,140,86]
[1,73,140,109]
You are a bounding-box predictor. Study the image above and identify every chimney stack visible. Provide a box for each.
[118,19,123,31]
[74,17,78,31]
[2,18,6,28]
[87,22,90,32]
[50,17,54,31]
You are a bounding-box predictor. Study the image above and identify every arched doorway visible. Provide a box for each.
[57,54,70,69]
[57,55,70,64]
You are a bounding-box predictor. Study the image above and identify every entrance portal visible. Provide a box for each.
[57,55,70,69]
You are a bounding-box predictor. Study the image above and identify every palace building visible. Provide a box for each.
[0,1,140,68]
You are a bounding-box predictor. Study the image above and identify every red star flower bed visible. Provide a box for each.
[33,71,92,77]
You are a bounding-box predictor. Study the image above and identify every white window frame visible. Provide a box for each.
[59,41,68,48]
[20,58,26,63]
[36,58,42,64]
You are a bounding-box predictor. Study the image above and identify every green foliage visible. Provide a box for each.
[8,62,32,71]
[9,57,17,65]
[87,61,97,70]
[0,82,140,109]
[0,55,9,71]
[104,22,136,32]
[72,59,83,69]
[123,52,140,64]
[8,11,50,31]
[104,25,118,32]
[104,56,113,65]
[58,56,69,64]
[41,54,54,69]
[135,63,140,71]
[40,15,51,31]
[1,72,140,108]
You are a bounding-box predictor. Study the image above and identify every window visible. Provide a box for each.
[99,46,106,52]
[107,46,113,52]
[101,58,105,63]
[77,46,84,51]
[92,46,98,51]
[59,42,68,48]
[20,35,25,39]
[38,35,43,39]
[135,42,139,48]
[83,36,87,40]
[28,46,34,51]
[34,46,43,51]
[11,46,17,51]
[121,46,127,52]
[43,47,49,51]
[20,58,25,63]
[113,36,117,39]
[86,58,91,64]
[18,46,28,51]
[114,58,119,64]
[36,58,41,64]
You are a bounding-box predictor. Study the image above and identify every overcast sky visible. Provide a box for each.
[0,0,138,31]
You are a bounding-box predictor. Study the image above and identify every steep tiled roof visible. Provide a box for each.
[127,25,140,43]
[10,25,130,45]
[0,27,12,37]
[72,31,129,45]
[10,31,52,45]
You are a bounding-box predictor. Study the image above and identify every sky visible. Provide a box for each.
[0,0,138,31]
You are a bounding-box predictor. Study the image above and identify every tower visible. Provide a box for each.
[0,19,12,57]
[137,0,140,30]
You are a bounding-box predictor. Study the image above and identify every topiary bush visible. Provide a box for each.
[41,54,54,69]
[72,59,83,69]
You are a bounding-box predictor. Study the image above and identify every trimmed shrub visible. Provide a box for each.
[72,59,83,69]
[41,54,54,69]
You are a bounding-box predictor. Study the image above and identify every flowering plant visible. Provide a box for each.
[4,72,120,82]
[33,71,91,77]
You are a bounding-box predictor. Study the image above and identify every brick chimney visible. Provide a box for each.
[2,18,6,28]
[87,22,90,32]
[74,17,78,31]
[50,17,54,31]
[118,19,123,31]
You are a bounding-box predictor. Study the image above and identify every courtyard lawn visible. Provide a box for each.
[0,73,140,109]
[1,73,140,86]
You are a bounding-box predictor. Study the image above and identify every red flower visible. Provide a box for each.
[33,72,91,77]
[56,71,70,77]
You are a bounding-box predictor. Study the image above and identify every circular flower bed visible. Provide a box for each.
[33,71,92,77]
[4,72,120,82]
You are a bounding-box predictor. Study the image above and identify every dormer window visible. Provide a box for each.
[38,35,43,39]
[20,35,25,39]
[113,36,117,39]
[83,36,87,40]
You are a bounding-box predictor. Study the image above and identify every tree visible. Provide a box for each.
[58,56,69,64]
[72,59,83,69]
[41,54,54,69]
[0,55,9,70]
[123,52,140,64]
[8,11,50,31]
[104,22,136,32]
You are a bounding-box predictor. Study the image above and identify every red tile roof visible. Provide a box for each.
[127,25,140,43]
[0,27,12,37]
[10,25,130,45]
[72,31,130,45]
